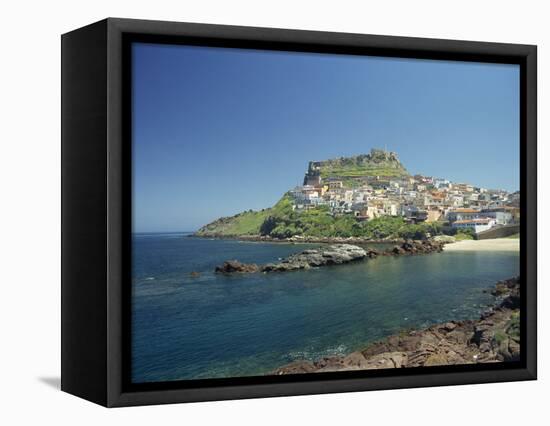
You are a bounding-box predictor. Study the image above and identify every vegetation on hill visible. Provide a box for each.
[195,150,459,241]
[444,227,476,240]
[319,164,408,179]
[453,231,475,241]
[196,194,464,241]
[315,150,409,179]
[195,195,292,237]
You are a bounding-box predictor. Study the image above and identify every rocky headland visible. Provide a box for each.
[271,276,520,375]
[195,149,414,241]
[214,240,445,274]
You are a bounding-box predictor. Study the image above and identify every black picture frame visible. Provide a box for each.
[61,17,537,407]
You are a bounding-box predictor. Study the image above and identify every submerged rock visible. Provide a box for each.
[388,239,445,256]
[215,260,259,274]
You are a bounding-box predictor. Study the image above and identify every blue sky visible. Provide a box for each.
[132,43,519,233]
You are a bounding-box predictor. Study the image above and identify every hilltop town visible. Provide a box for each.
[196,148,520,240]
[293,149,519,233]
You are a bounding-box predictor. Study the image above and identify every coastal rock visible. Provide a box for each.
[342,352,370,368]
[508,338,521,361]
[215,260,259,274]
[315,351,409,372]
[271,276,521,375]
[362,352,408,369]
[365,248,380,258]
[216,240,445,274]
[387,239,444,256]
[433,235,456,243]
[497,277,520,309]
[262,244,367,272]
[424,353,449,366]
[442,322,458,331]
[274,360,317,375]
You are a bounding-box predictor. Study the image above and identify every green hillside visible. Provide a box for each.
[196,194,443,240]
[195,195,293,237]
[195,149,414,239]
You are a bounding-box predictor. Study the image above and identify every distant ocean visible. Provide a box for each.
[131,233,519,383]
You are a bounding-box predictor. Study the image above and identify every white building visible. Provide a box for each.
[434,178,451,189]
[480,210,514,225]
[450,195,464,207]
[452,218,496,234]
[447,208,481,223]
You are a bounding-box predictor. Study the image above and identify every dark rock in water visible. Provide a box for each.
[261,244,367,272]
[491,276,520,309]
[215,240,445,274]
[386,239,444,256]
[500,293,520,310]
[215,260,259,274]
[365,248,379,258]
[216,244,368,274]
[392,245,406,255]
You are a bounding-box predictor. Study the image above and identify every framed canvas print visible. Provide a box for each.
[61,18,537,407]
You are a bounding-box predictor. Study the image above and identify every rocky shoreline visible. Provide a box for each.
[215,240,445,274]
[271,276,520,375]
[192,233,405,245]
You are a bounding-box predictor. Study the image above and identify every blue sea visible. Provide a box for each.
[131,233,520,383]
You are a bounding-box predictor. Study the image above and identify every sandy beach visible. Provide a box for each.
[444,238,519,252]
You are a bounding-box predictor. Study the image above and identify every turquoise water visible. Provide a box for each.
[132,233,520,383]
